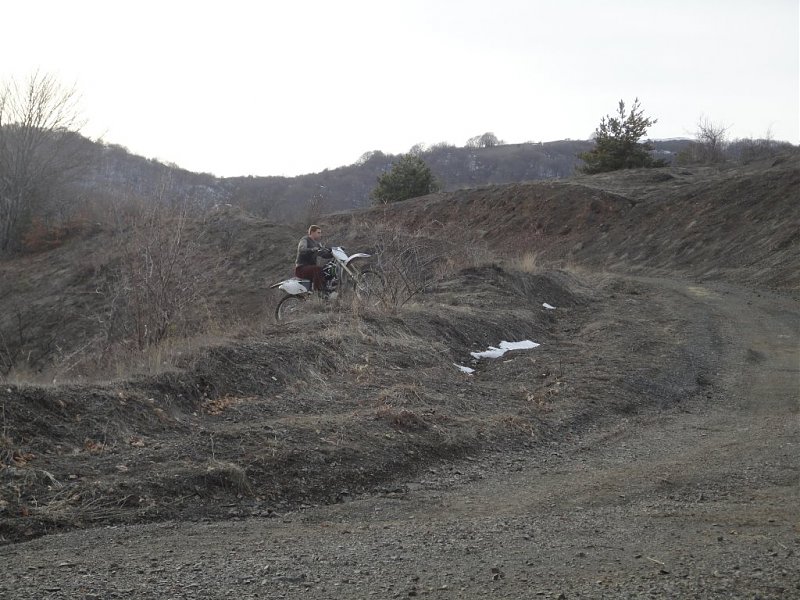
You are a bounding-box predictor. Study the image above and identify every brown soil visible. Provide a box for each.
[1,153,798,598]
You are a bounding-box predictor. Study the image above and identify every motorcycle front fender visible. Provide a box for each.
[345,253,371,267]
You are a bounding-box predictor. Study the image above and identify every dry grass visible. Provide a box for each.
[496,414,539,438]
[376,383,426,408]
[374,405,428,430]
[201,395,256,416]
[201,460,253,496]
[525,387,557,412]
[510,251,541,273]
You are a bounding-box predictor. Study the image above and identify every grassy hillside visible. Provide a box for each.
[1,151,797,382]
[0,151,797,543]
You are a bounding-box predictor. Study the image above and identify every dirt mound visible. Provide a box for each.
[0,265,626,543]
[0,206,302,379]
[335,151,799,294]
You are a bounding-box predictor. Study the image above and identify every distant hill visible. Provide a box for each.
[78,138,694,223]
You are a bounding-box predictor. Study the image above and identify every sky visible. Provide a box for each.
[3,0,798,178]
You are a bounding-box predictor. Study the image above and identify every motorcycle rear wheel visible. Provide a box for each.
[274,294,309,323]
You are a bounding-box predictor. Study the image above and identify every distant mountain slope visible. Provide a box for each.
[78,138,692,222]
[216,139,690,220]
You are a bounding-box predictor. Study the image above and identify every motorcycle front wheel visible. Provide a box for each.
[274,294,309,323]
[354,269,386,306]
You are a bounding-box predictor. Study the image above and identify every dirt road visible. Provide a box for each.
[2,275,798,599]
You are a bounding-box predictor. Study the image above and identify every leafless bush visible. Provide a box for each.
[98,199,224,352]
[371,232,446,307]
[350,224,493,309]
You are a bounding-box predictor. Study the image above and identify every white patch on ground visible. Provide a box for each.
[470,340,540,359]
[456,340,541,373]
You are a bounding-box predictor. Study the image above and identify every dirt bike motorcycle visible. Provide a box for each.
[270,246,384,322]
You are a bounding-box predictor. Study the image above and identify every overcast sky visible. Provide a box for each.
[3,0,798,177]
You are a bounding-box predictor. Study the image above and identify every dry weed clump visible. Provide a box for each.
[83,438,106,454]
[511,251,541,274]
[1,465,65,520]
[375,404,428,430]
[497,414,538,437]
[200,460,252,496]
[376,383,426,407]
[525,387,556,412]
[201,395,253,416]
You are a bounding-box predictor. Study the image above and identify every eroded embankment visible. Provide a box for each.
[0,266,713,544]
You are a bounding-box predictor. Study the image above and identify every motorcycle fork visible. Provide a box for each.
[339,262,360,284]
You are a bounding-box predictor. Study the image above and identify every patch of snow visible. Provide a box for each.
[470,340,540,359]
[471,347,506,359]
[499,340,539,351]
[454,364,475,374]
[543,303,556,309]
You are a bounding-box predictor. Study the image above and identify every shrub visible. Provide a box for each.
[371,154,440,204]
[578,98,667,174]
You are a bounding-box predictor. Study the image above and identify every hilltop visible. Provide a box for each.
[73,137,693,222]
[1,152,799,598]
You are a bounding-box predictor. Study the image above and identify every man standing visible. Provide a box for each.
[295,225,332,291]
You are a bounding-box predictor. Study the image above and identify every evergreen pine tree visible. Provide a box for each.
[371,154,440,204]
[579,98,667,174]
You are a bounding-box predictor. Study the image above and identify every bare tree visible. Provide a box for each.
[0,71,87,252]
[408,142,427,156]
[694,116,730,163]
[466,132,501,148]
